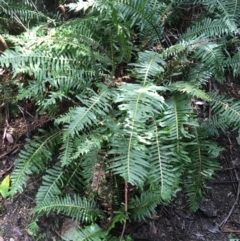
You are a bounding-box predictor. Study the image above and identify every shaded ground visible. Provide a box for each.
[1,78,240,241]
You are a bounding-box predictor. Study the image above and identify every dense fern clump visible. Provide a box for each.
[1,0,240,240]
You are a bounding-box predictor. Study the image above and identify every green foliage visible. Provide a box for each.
[1,0,240,240]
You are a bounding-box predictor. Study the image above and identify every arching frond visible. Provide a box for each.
[33,194,102,223]
[9,130,61,195]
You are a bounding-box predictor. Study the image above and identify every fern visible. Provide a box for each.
[3,0,240,240]
[184,127,223,211]
[129,190,162,221]
[9,130,62,195]
[33,194,102,223]
[35,164,64,205]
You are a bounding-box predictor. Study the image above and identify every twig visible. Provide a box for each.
[120,180,128,240]
[220,167,240,228]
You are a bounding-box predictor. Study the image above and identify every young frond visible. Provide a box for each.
[67,0,95,13]
[33,194,102,223]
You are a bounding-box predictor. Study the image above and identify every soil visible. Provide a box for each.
[1,78,240,241]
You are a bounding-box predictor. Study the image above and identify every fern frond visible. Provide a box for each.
[33,194,102,223]
[9,130,61,195]
[1,49,77,80]
[203,0,240,22]
[180,17,238,40]
[187,64,212,85]
[0,0,50,23]
[210,92,240,126]
[62,224,107,241]
[160,95,198,141]
[194,42,225,81]
[147,124,183,202]
[184,127,222,211]
[224,50,240,77]
[130,51,166,81]
[169,81,211,101]
[35,164,64,205]
[111,0,164,43]
[109,83,166,185]
[56,86,113,138]
[129,190,161,221]
[200,115,230,137]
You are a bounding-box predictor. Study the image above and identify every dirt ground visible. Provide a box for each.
[1,78,240,241]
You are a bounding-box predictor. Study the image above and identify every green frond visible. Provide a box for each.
[116,83,166,120]
[169,81,211,101]
[111,0,164,43]
[187,64,212,85]
[200,115,230,137]
[109,83,166,185]
[0,0,50,24]
[1,49,77,80]
[203,0,240,22]
[210,92,240,126]
[224,51,240,77]
[160,95,198,141]
[61,128,107,170]
[33,194,102,223]
[9,130,61,195]
[35,164,64,205]
[194,42,225,81]
[62,224,107,241]
[180,17,238,40]
[184,127,222,211]
[129,190,161,221]
[147,124,183,202]
[59,135,75,167]
[130,51,166,82]
[56,86,113,138]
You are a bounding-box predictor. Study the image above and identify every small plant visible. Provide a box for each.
[0,175,10,199]
[1,0,240,240]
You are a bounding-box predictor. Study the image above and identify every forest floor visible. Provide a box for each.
[1,78,240,241]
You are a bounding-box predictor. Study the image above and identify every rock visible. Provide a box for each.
[199,199,218,217]
[60,218,79,240]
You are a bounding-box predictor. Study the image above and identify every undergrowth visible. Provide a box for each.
[1,0,240,240]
